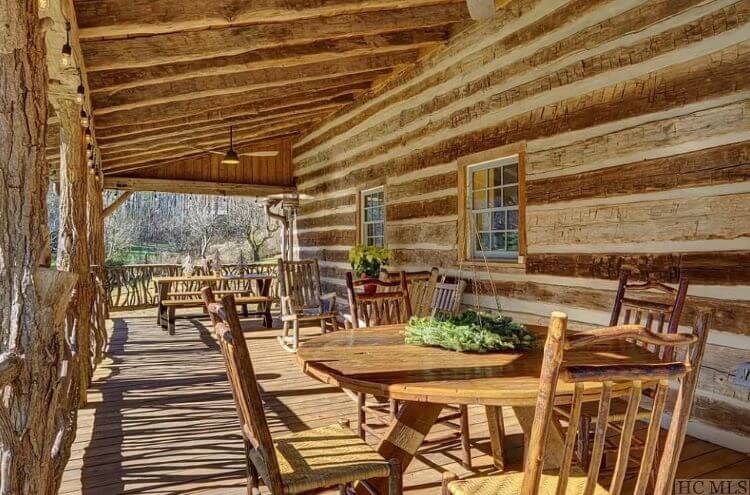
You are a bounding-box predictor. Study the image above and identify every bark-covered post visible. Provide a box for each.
[87,170,107,362]
[57,100,93,404]
[0,2,79,493]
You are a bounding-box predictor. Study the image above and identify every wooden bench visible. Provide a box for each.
[155,275,277,335]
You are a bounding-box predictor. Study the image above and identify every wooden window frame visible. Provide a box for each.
[457,143,527,265]
[358,186,386,247]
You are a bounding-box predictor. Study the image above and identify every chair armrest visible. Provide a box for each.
[280,296,294,316]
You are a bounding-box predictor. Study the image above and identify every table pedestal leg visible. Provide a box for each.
[355,401,443,495]
[513,406,566,469]
[486,406,506,471]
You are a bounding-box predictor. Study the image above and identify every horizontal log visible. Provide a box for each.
[94,69,391,128]
[80,4,469,70]
[298,194,356,217]
[297,247,349,264]
[103,177,295,197]
[387,221,457,247]
[468,279,750,336]
[92,50,420,112]
[527,139,750,204]
[387,171,458,202]
[386,196,457,222]
[76,0,464,39]
[88,28,450,93]
[527,191,750,247]
[524,252,750,286]
[297,229,356,247]
[297,212,356,231]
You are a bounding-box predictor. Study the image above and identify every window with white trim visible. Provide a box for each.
[361,187,385,247]
[466,156,520,259]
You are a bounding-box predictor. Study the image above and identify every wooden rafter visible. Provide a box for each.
[103,177,296,197]
[102,191,133,217]
[80,4,469,71]
[75,0,465,38]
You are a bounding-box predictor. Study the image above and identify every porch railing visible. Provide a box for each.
[104,262,278,311]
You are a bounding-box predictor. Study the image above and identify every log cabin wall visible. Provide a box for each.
[292,0,750,450]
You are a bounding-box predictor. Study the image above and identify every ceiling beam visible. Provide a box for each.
[97,101,349,151]
[101,114,326,165]
[86,28,449,93]
[96,86,364,138]
[102,123,313,171]
[103,177,296,198]
[93,69,389,128]
[75,0,464,38]
[92,49,418,112]
[79,3,469,70]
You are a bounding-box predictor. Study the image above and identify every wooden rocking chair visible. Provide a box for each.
[443,310,710,495]
[201,288,402,495]
[277,259,339,353]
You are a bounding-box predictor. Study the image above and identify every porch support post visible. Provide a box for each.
[56,100,93,404]
[88,170,108,360]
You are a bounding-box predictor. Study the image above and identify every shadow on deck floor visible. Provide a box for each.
[61,309,750,494]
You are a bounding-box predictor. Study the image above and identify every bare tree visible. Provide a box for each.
[233,203,281,261]
[105,208,138,263]
[186,200,227,259]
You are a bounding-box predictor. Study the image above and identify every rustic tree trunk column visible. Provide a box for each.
[57,100,93,404]
[87,170,107,361]
[0,3,80,494]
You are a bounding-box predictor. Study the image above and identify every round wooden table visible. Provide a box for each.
[297,324,663,493]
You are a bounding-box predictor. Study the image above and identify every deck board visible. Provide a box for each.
[61,310,748,494]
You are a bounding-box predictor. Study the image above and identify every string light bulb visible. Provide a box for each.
[80,109,89,127]
[76,83,85,105]
[84,128,92,143]
[61,22,72,67]
[86,143,93,158]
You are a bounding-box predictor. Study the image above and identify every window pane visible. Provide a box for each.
[490,187,503,208]
[472,190,487,209]
[492,232,507,251]
[372,236,384,247]
[490,167,503,187]
[367,224,377,237]
[474,212,490,231]
[475,232,491,252]
[507,232,519,252]
[472,169,487,190]
[507,209,519,229]
[503,164,518,184]
[364,191,383,208]
[366,206,383,221]
[503,185,518,206]
[492,211,506,230]
[373,222,384,237]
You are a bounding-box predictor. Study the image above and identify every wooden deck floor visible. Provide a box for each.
[62,310,749,494]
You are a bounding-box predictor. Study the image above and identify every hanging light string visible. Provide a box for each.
[61,21,72,66]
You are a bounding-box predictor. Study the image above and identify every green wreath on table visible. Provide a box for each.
[404,310,537,353]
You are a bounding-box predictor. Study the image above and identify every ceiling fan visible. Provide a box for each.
[190,125,279,164]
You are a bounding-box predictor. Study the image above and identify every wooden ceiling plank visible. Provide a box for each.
[103,131,304,175]
[96,88,363,139]
[97,100,350,151]
[102,121,317,169]
[93,69,389,128]
[101,114,329,163]
[86,27,449,93]
[92,49,419,112]
[76,0,463,38]
[79,3,469,70]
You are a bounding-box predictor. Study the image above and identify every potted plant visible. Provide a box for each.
[348,245,391,294]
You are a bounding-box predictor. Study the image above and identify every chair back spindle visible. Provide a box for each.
[346,271,412,328]
[277,259,323,310]
[519,310,711,495]
[201,287,285,493]
[430,278,467,319]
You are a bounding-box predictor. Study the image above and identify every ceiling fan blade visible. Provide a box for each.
[239,151,279,157]
[187,145,225,156]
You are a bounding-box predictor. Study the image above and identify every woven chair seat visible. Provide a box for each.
[274,423,390,494]
[447,469,607,495]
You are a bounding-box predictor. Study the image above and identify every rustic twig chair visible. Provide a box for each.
[443,309,710,495]
[277,259,339,353]
[201,287,402,495]
[568,271,689,474]
[381,268,438,316]
[344,271,413,441]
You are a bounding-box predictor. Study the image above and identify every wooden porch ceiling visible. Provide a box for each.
[52,0,474,184]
